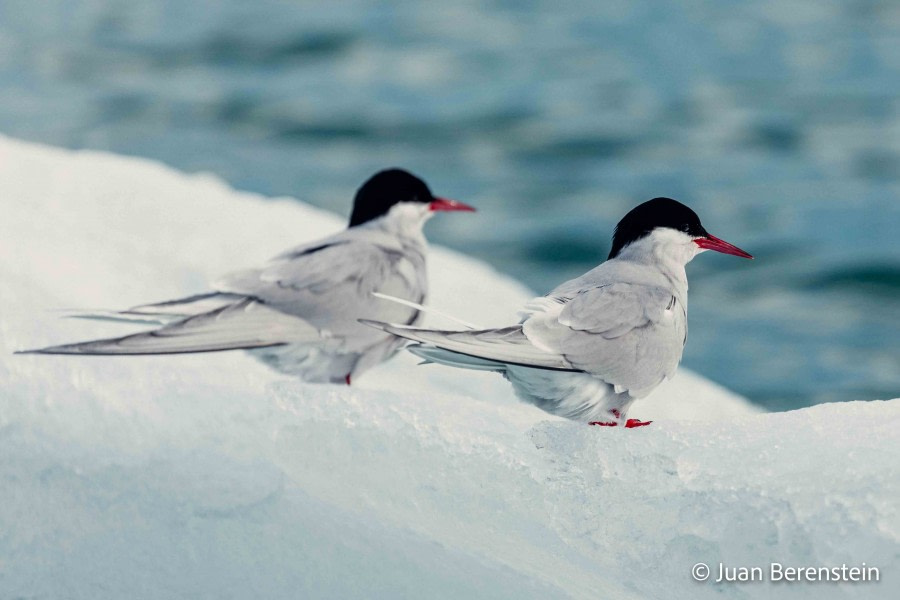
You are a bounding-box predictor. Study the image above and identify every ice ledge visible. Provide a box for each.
[2,134,896,599]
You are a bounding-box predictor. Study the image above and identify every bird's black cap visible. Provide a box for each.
[608,197,708,259]
[348,169,435,227]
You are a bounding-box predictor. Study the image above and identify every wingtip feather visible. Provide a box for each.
[14,345,92,355]
[358,319,418,337]
[358,318,389,331]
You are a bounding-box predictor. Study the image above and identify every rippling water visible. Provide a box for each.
[2,0,898,409]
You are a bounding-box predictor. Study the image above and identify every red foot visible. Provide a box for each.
[624,419,652,428]
[344,373,352,386]
[589,409,629,427]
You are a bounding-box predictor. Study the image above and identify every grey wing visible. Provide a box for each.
[523,283,685,396]
[20,233,421,358]
[217,233,424,338]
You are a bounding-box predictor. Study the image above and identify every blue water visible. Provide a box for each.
[2,0,898,409]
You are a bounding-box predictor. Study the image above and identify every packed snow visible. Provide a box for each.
[1,135,897,599]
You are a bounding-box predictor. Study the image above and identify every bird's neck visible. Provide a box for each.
[362,205,430,250]
[614,233,695,294]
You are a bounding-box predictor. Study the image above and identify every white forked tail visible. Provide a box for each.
[371,292,481,330]
[359,319,573,372]
[53,292,243,326]
[52,309,176,326]
[407,344,509,371]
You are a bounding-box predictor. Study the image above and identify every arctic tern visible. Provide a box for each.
[365,198,751,426]
[19,168,475,384]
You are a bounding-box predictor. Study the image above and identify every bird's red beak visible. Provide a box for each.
[429,197,476,212]
[694,234,753,259]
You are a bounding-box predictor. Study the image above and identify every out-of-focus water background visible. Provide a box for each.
[1,0,898,410]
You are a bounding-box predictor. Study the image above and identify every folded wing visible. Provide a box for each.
[24,231,422,357]
[217,232,423,330]
[367,281,685,398]
[524,282,685,395]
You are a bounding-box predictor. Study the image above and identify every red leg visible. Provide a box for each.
[345,373,352,386]
[591,410,650,428]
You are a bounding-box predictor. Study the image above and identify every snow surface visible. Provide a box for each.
[1,134,897,599]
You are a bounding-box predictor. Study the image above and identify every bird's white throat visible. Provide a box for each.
[365,201,432,243]
[614,227,702,284]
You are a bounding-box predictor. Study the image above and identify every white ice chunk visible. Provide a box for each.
[1,135,895,599]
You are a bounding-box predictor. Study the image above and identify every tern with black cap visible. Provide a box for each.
[365,197,751,426]
[19,168,475,384]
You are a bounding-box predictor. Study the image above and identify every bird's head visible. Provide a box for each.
[608,197,752,263]
[348,168,474,229]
